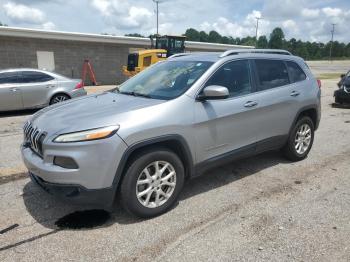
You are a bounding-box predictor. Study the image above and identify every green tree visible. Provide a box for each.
[257,36,268,48]
[0,21,8,26]
[184,28,200,41]
[294,40,309,59]
[208,30,222,43]
[125,33,145,37]
[180,27,350,60]
[199,31,209,42]
[269,27,285,49]
[241,36,256,46]
[221,36,230,44]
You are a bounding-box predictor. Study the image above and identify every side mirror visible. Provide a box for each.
[197,85,229,101]
[340,74,345,78]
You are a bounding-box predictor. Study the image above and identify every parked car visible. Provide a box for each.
[21,49,321,218]
[337,70,350,87]
[334,70,350,104]
[0,68,86,111]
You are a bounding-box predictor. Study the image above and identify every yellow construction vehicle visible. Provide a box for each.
[122,35,186,77]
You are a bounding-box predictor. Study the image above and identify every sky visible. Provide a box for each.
[0,0,349,43]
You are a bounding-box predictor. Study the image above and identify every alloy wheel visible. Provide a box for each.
[136,161,176,208]
[294,123,312,155]
[52,95,68,104]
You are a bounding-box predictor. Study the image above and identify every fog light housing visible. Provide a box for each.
[54,156,79,169]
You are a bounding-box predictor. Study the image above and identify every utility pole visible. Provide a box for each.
[329,23,336,61]
[153,0,160,35]
[255,17,263,47]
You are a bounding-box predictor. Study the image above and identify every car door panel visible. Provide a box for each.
[21,80,56,108]
[194,94,260,163]
[19,71,56,108]
[0,72,23,111]
[193,59,258,163]
[254,85,300,142]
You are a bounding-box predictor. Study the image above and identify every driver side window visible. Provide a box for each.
[206,60,253,98]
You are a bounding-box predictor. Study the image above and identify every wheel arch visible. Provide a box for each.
[291,105,319,132]
[112,135,194,192]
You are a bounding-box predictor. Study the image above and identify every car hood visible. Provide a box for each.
[29,92,166,135]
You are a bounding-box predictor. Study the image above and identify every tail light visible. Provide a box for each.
[317,79,321,88]
[75,81,84,89]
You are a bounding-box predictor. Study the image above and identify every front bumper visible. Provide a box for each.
[29,172,115,208]
[21,134,128,207]
[334,89,350,103]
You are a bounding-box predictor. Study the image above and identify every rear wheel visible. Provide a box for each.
[50,94,70,105]
[120,148,184,218]
[282,116,314,161]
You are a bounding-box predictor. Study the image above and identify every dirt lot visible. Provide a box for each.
[0,62,349,261]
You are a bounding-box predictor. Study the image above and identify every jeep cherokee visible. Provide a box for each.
[21,49,321,218]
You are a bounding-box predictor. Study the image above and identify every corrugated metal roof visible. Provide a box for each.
[0,26,254,51]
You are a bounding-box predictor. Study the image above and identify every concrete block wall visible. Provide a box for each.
[0,36,129,85]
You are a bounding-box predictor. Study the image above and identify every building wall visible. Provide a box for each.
[0,36,130,85]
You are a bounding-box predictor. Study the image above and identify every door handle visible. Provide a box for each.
[244,101,258,108]
[10,88,19,92]
[46,85,55,88]
[290,91,300,97]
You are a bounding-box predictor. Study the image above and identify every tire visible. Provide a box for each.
[120,148,185,218]
[282,116,314,161]
[335,96,343,104]
[50,94,70,105]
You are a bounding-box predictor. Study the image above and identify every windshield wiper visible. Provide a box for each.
[118,91,152,98]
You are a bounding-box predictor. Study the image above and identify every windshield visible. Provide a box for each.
[116,61,213,100]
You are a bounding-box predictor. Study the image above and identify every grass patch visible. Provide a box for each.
[317,73,342,80]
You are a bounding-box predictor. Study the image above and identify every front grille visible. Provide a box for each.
[23,121,46,156]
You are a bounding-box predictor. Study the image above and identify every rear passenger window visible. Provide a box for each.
[286,61,307,83]
[20,71,54,83]
[206,60,252,98]
[255,59,290,90]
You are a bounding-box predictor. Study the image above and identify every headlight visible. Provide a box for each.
[53,125,119,143]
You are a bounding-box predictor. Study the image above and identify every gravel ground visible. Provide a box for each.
[306,60,349,76]
[0,63,349,261]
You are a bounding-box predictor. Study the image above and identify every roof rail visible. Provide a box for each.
[168,53,191,59]
[220,49,292,58]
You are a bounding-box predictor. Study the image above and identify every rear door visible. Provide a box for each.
[252,59,304,150]
[0,72,23,111]
[19,71,56,108]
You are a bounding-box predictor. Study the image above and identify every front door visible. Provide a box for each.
[194,59,259,163]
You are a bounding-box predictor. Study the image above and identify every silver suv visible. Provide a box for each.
[21,49,321,218]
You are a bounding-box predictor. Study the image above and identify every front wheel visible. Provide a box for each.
[120,149,184,218]
[282,116,314,161]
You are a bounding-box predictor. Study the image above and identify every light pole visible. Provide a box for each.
[255,17,263,47]
[329,23,336,61]
[153,0,160,35]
